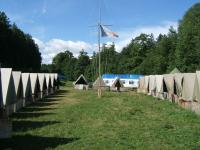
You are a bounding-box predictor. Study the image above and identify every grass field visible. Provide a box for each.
[1,82,200,150]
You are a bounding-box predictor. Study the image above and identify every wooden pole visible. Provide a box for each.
[98,2,102,98]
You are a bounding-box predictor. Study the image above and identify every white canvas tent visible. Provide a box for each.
[174,73,184,97]
[196,71,200,102]
[0,70,12,139]
[22,73,32,106]
[144,76,149,94]
[55,73,60,90]
[0,72,2,110]
[45,73,52,95]
[163,74,175,101]
[111,78,124,91]
[54,73,58,80]
[30,73,40,101]
[138,77,145,93]
[155,75,165,99]
[50,73,56,93]
[12,71,23,112]
[182,73,199,102]
[74,74,88,90]
[149,75,156,96]
[54,73,59,90]
[187,71,200,115]
[38,73,47,99]
[0,68,16,116]
[50,74,55,87]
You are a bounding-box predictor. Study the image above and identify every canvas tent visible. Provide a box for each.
[111,78,124,91]
[138,77,145,93]
[144,76,149,93]
[196,71,200,102]
[45,73,52,95]
[174,73,184,97]
[38,73,47,99]
[189,71,200,114]
[0,70,12,138]
[12,71,23,112]
[0,68,16,116]
[74,74,89,90]
[22,73,32,106]
[54,73,59,90]
[54,73,58,81]
[149,75,156,96]
[50,73,56,93]
[155,75,166,99]
[182,73,200,102]
[163,74,176,101]
[30,73,40,101]
[93,77,108,90]
[0,72,2,110]
[170,68,181,74]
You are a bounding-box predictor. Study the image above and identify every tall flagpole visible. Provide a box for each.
[98,1,102,98]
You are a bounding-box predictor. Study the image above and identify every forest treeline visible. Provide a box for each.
[0,12,41,72]
[44,3,200,81]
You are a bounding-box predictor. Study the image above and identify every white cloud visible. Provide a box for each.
[34,21,178,64]
[33,38,97,64]
[114,21,178,52]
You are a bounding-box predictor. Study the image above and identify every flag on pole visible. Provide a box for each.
[100,25,119,38]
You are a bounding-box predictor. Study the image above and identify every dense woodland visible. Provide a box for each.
[0,12,41,72]
[46,3,200,81]
[0,3,200,80]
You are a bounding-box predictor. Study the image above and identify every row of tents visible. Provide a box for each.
[74,75,124,91]
[137,71,200,115]
[0,68,59,117]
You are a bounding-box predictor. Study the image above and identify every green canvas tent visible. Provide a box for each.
[170,68,181,74]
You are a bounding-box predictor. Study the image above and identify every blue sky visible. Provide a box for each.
[0,0,199,63]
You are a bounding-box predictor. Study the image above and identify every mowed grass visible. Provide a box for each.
[1,82,200,149]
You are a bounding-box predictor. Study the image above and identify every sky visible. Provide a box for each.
[0,0,199,64]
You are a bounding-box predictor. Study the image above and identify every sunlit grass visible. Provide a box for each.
[1,82,200,149]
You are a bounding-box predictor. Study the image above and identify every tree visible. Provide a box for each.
[176,3,200,72]
[52,50,77,80]
[74,50,90,79]
[0,11,41,71]
[119,34,155,74]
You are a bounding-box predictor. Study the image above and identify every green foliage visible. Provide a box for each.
[176,3,200,72]
[74,50,90,79]
[0,11,41,72]
[52,50,77,80]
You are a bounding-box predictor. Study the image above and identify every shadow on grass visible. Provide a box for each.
[12,112,55,119]
[56,89,69,95]
[29,101,58,107]
[19,107,55,112]
[13,120,60,132]
[0,135,80,150]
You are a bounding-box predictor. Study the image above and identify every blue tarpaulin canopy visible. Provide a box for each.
[102,74,144,79]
